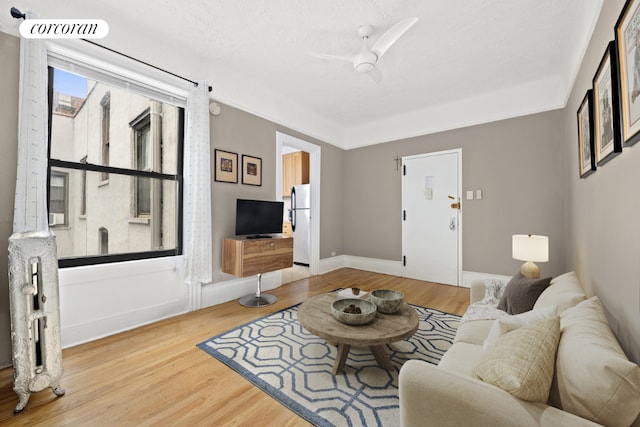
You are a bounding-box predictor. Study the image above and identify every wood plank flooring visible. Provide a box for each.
[0,268,469,426]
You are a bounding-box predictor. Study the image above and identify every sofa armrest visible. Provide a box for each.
[399,360,598,427]
[469,279,486,304]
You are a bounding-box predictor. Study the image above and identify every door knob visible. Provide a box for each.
[448,196,461,210]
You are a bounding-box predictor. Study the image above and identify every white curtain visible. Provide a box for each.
[183,81,212,298]
[13,18,49,234]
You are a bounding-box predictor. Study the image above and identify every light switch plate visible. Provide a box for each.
[466,190,474,200]
[476,189,483,200]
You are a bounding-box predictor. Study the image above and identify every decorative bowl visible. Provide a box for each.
[370,289,404,314]
[331,298,377,325]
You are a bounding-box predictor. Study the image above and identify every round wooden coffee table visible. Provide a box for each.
[297,292,419,374]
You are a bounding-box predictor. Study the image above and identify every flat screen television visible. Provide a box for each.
[235,199,284,238]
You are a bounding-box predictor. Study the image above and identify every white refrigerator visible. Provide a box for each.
[290,184,311,265]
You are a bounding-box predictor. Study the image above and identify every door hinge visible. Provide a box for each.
[403,210,406,221]
[403,256,406,266]
[403,165,406,175]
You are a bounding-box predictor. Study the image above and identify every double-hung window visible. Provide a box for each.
[47,54,185,267]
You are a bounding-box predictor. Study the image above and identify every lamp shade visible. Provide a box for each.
[512,234,549,262]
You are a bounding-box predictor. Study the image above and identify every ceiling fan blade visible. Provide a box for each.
[371,17,418,59]
[366,67,383,84]
[308,51,354,63]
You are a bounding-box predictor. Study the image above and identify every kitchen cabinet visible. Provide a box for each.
[282,151,309,196]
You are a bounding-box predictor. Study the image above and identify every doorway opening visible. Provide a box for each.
[276,132,321,280]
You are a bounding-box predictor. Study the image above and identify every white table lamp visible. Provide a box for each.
[512,234,549,279]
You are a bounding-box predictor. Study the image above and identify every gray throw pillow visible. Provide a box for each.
[497,272,552,315]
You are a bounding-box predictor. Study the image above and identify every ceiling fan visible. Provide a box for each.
[310,17,418,84]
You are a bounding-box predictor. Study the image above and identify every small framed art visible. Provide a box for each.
[577,90,596,178]
[592,40,623,165]
[214,149,238,183]
[615,0,640,146]
[242,155,262,186]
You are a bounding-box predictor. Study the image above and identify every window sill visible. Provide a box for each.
[78,214,87,220]
[98,179,109,187]
[128,217,150,225]
[50,225,71,230]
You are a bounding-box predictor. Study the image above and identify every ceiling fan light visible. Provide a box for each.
[355,62,375,73]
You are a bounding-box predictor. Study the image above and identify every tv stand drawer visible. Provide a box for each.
[222,237,293,277]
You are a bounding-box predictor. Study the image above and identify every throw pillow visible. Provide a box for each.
[497,272,552,315]
[472,315,560,403]
[551,297,640,427]
[482,305,557,351]
[533,271,586,314]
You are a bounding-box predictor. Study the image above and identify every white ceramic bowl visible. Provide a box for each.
[369,289,404,314]
[331,298,377,325]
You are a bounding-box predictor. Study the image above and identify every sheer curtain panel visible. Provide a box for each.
[13,20,49,233]
[183,82,212,304]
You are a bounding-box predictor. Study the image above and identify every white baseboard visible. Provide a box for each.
[320,255,511,290]
[344,255,403,277]
[461,271,512,288]
[319,255,346,274]
[200,271,282,309]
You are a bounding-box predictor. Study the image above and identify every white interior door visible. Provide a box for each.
[402,149,461,285]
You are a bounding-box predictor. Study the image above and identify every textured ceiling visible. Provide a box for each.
[0,0,603,148]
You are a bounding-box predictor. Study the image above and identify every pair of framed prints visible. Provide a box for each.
[577,0,640,177]
[214,149,262,186]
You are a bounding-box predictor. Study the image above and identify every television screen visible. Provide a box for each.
[235,199,284,238]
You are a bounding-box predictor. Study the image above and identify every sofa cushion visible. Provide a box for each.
[454,319,494,345]
[552,296,640,427]
[483,305,557,351]
[472,316,560,403]
[438,342,483,377]
[497,272,552,315]
[533,271,586,313]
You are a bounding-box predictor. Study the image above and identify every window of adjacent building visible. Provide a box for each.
[99,227,108,255]
[80,156,87,216]
[47,66,184,267]
[100,92,110,182]
[49,171,68,227]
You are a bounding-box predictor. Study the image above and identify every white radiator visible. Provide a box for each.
[8,230,65,413]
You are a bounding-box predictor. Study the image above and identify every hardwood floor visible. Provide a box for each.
[0,268,469,426]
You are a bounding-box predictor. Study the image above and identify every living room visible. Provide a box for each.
[0,0,639,424]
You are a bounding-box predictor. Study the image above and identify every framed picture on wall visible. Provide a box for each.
[242,155,262,186]
[214,149,238,183]
[615,0,640,146]
[592,40,623,165]
[577,90,596,178]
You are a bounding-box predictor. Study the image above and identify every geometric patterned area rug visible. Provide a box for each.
[197,302,460,427]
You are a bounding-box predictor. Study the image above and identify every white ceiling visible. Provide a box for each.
[0,0,603,149]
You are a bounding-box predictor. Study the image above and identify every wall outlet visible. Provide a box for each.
[466,190,474,200]
[476,189,483,200]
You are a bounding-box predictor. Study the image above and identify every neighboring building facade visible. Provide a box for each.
[50,73,180,260]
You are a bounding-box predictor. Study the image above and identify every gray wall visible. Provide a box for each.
[210,103,344,283]
[564,0,640,364]
[344,110,567,278]
[0,32,20,367]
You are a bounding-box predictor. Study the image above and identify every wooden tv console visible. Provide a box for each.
[222,236,293,277]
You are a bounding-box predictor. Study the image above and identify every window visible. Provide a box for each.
[49,171,68,226]
[131,108,153,217]
[47,65,184,267]
[80,156,87,216]
[99,227,108,255]
[100,93,110,181]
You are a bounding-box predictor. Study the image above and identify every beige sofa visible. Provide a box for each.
[399,272,640,427]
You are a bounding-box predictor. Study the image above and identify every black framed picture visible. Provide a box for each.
[577,90,596,178]
[241,155,262,186]
[592,41,623,165]
[214,149,238,183]
[615,0,640,146]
